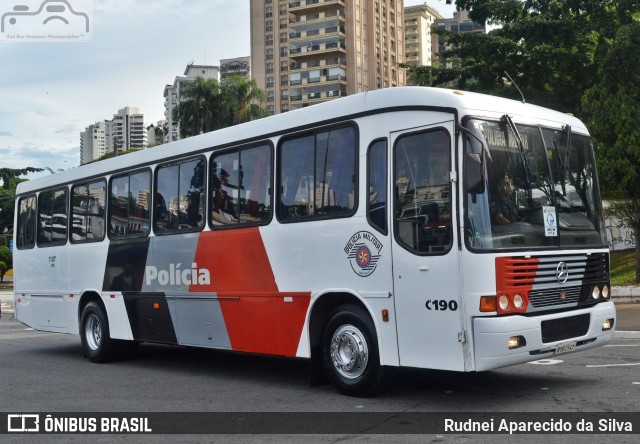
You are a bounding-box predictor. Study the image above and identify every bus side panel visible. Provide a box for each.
[68,241,110,334]
[149,233,230,348]
[271,215,397,365]
[101,237,151,341]
[191,227,311,357]
[14,245,70,333]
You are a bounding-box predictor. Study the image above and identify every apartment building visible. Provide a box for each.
[107,107,147,154]
[251,0,406,115]
[433,10,486,59]
[404,3,442,67]
[163,64,220,143]
[80,121,107,165]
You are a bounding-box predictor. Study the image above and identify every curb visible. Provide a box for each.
[614,331,640,339]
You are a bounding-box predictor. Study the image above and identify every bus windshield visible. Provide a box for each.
[465,117,607,251]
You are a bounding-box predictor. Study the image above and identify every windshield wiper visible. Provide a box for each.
[562,124,572,173]
[501,114,535,189]
[552,139,567,196]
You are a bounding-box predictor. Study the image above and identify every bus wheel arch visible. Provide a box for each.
[308,293,389,396]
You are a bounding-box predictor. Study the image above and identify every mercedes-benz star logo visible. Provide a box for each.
[556,261,569,284]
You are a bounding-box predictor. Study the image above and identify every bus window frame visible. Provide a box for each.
[392,126,454,256]
[207,141,275,231]
[36,187,69,248]
[70,178,107,244]
[16,194,37,250]
[276,122,359,224]
[153,155,207,236]
[107,167,153,240]
[366,138,388,236]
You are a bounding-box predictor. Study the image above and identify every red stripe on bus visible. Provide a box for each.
[192,228,310,356]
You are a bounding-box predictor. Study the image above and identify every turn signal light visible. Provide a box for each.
[480,296,496,312]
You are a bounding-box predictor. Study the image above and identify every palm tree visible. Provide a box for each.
[220,75,268,126]
[176,76,222,138]
[176,75,268,139]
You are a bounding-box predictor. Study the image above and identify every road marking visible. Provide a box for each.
[528,359,563,365]
[586,363,640,368]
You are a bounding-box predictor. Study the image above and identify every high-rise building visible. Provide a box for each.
[80,121,107,165]
[163,63,220,143]
[404,3,443,68]
[250,0,406,115]
[107,107,147,154]
[433,10,486,60]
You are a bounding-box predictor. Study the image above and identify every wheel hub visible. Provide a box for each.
[330,324,368,379]
[85,313,102,351]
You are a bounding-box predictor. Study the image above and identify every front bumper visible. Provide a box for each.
[473,301,616,371]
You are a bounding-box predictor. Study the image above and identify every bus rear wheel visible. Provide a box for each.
[322,305,388,397]
[80,301,135,362]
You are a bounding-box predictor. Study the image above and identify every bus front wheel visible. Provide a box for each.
[322,305,388,397]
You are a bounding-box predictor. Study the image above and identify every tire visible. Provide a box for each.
[80,301,136,362]
[322,305,389,397]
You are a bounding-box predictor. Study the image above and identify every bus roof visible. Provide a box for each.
[16,86,588,195]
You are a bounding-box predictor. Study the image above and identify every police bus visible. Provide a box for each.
[13,87,616,396]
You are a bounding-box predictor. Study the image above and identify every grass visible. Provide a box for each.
[610,249,637,285]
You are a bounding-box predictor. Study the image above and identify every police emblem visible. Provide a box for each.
[344,231,383,277]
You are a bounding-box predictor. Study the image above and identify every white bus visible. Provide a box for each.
[14,88,616,396]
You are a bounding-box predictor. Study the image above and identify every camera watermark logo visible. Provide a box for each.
[1,0,92,42]
[7,414,40,432]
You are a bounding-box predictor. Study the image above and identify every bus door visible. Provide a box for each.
[390,122,466,370]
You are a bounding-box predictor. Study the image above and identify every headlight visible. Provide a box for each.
[602,285,610,299]
[513,294,524,309]
[499,295,510,311]
[592,286,601,299]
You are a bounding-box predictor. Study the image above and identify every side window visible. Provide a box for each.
[109,170,151,238]
[17,195,36,249]
[278,126,356,221]
[394,129,452,254]
[155,157,205,233]
[210,144,272,227]
[71,180,106,243]
[368,139,387,234]
[37,188,68,247]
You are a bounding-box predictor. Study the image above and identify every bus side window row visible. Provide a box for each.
[16,126,375,248]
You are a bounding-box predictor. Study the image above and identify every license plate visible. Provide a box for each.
[554,341,577,354]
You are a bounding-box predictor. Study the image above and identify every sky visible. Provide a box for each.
[0,0,457,175]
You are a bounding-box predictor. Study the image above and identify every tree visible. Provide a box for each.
[176,75,267,138]
[0,245,11,282]
[582,22,640,281]
[220,75,268,126]
[176,76,223,138]
[0,167,43,234]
